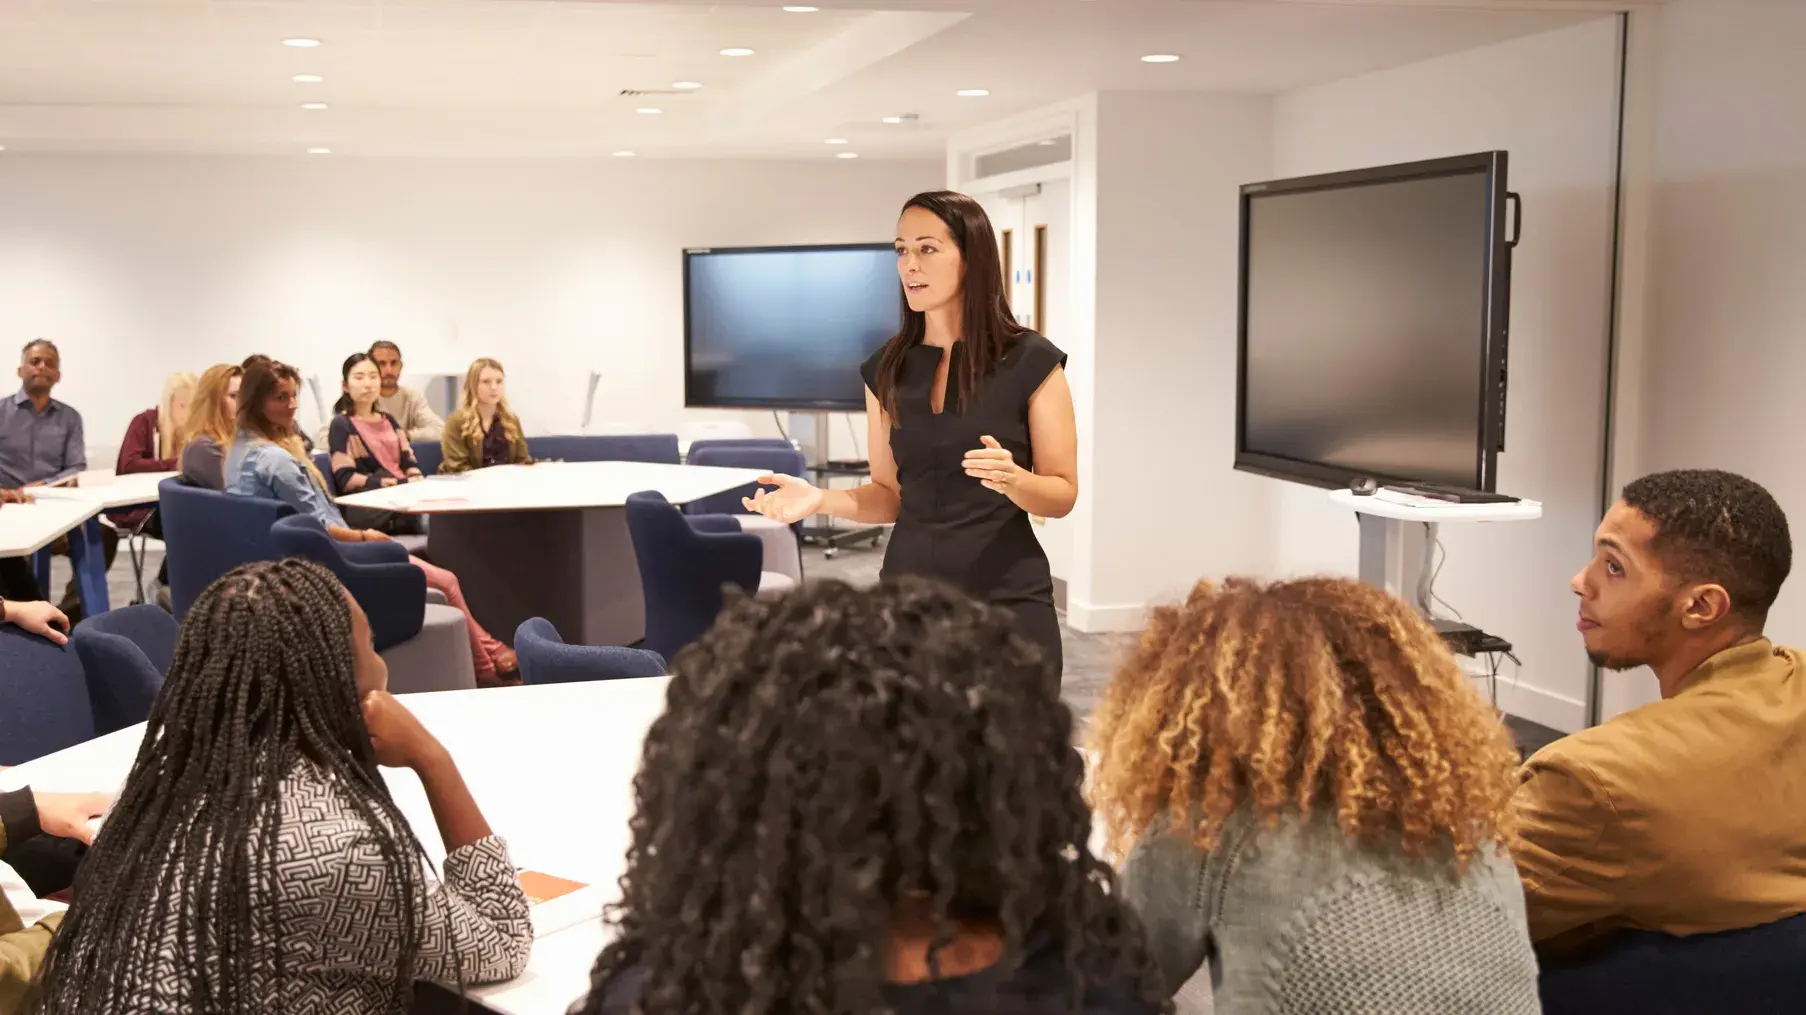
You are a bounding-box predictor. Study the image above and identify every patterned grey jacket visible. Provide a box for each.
[1118,805,1541,1015]
[110,759,532,1014]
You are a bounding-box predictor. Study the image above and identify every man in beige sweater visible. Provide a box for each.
[369,340,444,443]
[1514,469,1806,958]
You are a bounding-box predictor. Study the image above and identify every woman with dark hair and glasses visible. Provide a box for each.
[743,192,1078,687]
[32,559,531,1014]
[573,577,1166,1015]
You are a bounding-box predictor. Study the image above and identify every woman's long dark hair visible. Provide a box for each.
[870,191,1030,421]
[574,577,1166,1015]
[332,351,376,416]
[236,356,301,444]
[32,560,437,1014]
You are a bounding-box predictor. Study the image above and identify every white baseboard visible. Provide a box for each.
[1460,658,1586,734]
[1064,599,1148,634]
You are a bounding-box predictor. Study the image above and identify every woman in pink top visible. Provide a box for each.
[328,352,518,685]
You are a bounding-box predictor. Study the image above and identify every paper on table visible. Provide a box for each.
[520,871,601,940]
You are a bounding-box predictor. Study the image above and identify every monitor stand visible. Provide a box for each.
[1329,489,1543,610]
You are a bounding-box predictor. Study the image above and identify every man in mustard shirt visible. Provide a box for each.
[1514,469,1806,957]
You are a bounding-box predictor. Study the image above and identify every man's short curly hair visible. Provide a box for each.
[1621,469,1792,621]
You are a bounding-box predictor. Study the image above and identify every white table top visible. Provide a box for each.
[1328,487,1544,523]
[5,678,674,1015]
[28,471,177,511]
[336,461,766,515]
[0,497,103,558]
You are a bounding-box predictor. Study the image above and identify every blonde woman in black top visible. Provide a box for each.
[440,358,533,475]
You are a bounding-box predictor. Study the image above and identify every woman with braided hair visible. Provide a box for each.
[32,559,531,1014]
[575,576,1166,1015]
[1090,577,1538,1014]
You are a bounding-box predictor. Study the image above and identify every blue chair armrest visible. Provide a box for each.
[691,528,765,595]
[343,540,411,565]
[271,517,426,652]
[687,514,744,536]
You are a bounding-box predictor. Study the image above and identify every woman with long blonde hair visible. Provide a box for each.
[439,358,532,475]
[176,364,243,490]
[1090,577,1537,1014]
[116,372,197,476]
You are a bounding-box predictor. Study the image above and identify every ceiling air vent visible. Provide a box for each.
[619,88,689,97]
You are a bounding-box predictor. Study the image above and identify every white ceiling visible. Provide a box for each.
[0,0,1641,160]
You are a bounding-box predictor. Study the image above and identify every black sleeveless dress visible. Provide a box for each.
[860,333,1067,685]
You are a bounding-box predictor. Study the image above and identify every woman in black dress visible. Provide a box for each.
[745,190,1078,684]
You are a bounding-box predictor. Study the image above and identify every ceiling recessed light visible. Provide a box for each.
[881,115,904,124]
[300,102,328,110]
[672,81,703,90]
[783,5,820,11]
[837,152,859,159]
[1141,54,1182,64]
[824,137,848,145]
[720,47,755,57]
[956,88,990,98]
[637,107,662,115]
[293,74,324,83]
[614,150,637,158]
[307,147,331,154]
[282,38,321,48]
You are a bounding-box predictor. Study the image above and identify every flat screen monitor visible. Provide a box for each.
[683,243,900,411]
[1234,152,1514,492]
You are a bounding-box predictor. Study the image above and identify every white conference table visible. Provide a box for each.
[336,462,763,646]
[6,678,672,1015]
[20,471,179,612]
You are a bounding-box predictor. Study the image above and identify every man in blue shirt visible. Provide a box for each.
[0,341,117,619]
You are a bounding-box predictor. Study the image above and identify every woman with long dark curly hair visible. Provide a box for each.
[31,559,531,1014]
[1089,577,1538,1014]
[574,577,1166,1015]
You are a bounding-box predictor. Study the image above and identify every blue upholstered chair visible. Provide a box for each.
[70,604,178,735]
[528,433,680,465]
[685,437,794,459]
[1539,913,1806,1015]
[159,478,295,620]
[514,617,665,685]
[684,443,809,517]
[625,491,794,663]
[411,440,443,477]
[313,450,430,556]
[0,627,97,765]
[270,515,475,694]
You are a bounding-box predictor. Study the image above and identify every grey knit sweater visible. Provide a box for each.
[1119,805,1541,1015]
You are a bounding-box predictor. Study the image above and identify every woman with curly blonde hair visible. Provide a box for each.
[1090,577,1538,1015]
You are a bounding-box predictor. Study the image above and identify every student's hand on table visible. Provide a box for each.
[407,475,424,483]
[35,792,111,844]
[3,600,70,644]
[361,690,448,771]
[0,488,29,504]
[744,474,824,523]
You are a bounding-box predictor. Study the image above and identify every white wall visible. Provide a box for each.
[1632,0,1806,648]
[0,155,940,463]
[1084,91,1275,622]
[1267,18,1624,731]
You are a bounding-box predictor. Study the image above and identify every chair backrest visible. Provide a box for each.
[411,440,443,476]
[685,437,795,458]
[270,515,426,652]
[1540,912,1806,1015]
[159,478,295,620]
[528,433,680,465]
[71,607,173,735]
[312,451,336,495]
[624,490,764,662]
[514,617,666,685]
[685,444,809,516]
[0,627,97,765]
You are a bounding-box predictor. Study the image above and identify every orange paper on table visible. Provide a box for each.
[518,870,588,906]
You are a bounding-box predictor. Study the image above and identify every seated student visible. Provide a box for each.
[370,341,445,443]
[574,577,1165,1015]
[328,352,425,535]
[439,358,533,475]
[177,363,241,490]
[240,354,314,453]
[1,856,62,1015]
[112,370,197,600]
[1,340,116,622]
[32,559,532,1013]
[225,359,518,685]
[1091,577,1537,1014]
[1514,469,1806,957]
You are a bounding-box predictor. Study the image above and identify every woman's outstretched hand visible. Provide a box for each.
[743,474,825,524]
